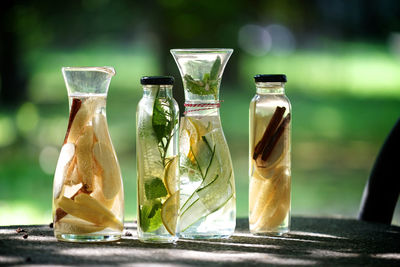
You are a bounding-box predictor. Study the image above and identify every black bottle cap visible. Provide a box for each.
[140,76,174,85]
[254,74,287,83]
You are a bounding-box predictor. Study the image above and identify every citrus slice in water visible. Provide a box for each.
[183,117,210,163]
[161,191,179,235]
[187,117,208,141]
[163,156,178,195]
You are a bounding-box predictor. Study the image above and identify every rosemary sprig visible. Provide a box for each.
[152,88,178,167]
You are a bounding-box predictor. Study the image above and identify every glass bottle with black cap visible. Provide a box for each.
[249,74,292,235]
[136,76,180,243]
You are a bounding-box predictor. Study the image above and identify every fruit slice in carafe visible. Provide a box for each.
[179,117,234,232]
[54,96,123,235]
[250,106,291,231]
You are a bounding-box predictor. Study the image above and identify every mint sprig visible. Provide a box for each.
[140,200,163,232]
[183,56,221,100]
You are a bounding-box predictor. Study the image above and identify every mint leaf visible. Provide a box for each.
[145,178,168,200]
[140,200,163,232]
[210,56,221,80]
[152,97,168,143]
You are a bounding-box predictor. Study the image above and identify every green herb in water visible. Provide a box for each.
[140,86,178,233]
[152,87,178,166]
[140,200,163,232]
[183,56,221,100]
[145,178,168,200]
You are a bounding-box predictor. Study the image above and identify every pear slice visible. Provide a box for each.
[69,164,82,185]
[63,183,84,199]
[249,173,265,213]
[64,158,82,186]
[249,166,285,224]
[76,126,94,192]
[57,194,123,231]
[93,142,121,200]
[56,217,106,234]
[53,143,75,199]
[93,113,111,147]
[67,98,95,143]
[90,174,115,209]
[253,168,291,230]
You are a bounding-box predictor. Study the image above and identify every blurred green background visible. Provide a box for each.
[0,0,399,226]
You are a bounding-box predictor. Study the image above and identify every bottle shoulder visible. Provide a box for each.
[250,93,291,111]
[137,96,179,113]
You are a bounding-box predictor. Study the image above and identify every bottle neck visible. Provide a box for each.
[143,85,173,98]
[255,82,286,94]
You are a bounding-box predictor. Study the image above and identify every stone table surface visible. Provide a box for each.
[1,217,399,266]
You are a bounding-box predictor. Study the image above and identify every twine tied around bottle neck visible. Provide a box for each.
[184,101,223,115]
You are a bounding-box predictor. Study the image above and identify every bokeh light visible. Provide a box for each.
[16,102,39,135]
[265,24,296,56]
[238,24,271,56]
[0,116,16,147]
[39,146,59,175]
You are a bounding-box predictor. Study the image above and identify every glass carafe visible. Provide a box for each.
[52,67,124,242]
[136,76,180,243]
[249,74,291,235]
[171,49,236,239]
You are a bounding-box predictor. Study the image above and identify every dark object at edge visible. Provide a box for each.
[359,118,400,224]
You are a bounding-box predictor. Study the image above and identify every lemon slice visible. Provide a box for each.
[184,117,208,162]
[187,117,208,141]
[163,156,178,195]
[161,191,179,235]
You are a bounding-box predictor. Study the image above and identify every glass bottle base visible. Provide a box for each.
[179,232,232,240]
[55,233,121,243]
[250,229,289,237]
[139,236,178,244]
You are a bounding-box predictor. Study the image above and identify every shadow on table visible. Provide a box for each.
[1,217,399,266]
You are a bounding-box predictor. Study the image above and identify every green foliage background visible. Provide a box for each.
[0,0,399,226]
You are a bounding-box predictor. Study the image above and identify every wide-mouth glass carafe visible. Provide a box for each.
[52,67,124,242]
[171,49,236,239]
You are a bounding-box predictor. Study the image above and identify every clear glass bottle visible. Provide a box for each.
[53,67,124,242]
[249,74,291,235]
[171,49,236,239]
[136,76,180,243]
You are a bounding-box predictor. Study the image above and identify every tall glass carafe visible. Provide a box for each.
[136,76,180,243]
[249,74,291,235]
[52,67,124,242]
[171,49,236,239]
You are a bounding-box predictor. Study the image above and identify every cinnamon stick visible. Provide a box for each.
[55,208,67,222]
[261,113,291,161]
[253,106,286,160]
[63,98,82,144]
